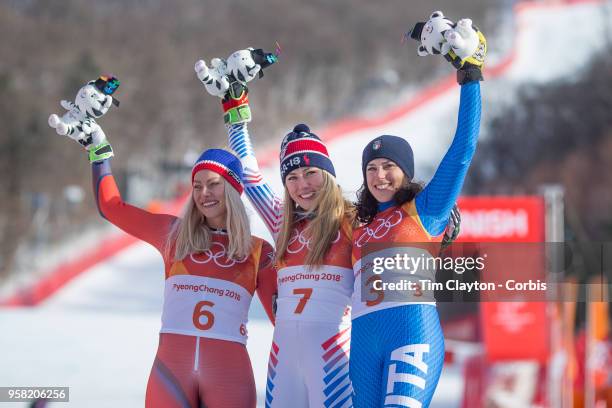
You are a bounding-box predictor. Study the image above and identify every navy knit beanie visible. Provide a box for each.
[361,135,414,180]
[279,124,336,183]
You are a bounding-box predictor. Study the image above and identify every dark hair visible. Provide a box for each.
[355,178,424,224]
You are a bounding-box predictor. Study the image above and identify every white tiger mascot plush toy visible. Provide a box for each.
[195,47,278,98]
[409,11,487,70]
[48,75,120,149]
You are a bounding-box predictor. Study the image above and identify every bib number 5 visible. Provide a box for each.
[365,275,384,307]
[193,300,215,330]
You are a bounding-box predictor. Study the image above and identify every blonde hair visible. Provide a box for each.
[165,179,251,261]
[276,171,355,267]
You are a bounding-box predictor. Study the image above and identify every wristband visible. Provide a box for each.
[88,141,114,163]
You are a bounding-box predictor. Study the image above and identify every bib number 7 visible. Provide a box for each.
[293,288,313,314]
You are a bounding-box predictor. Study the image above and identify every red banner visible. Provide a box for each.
[457,196,549,362]
[481,302,549,363]
[457,196,545,242]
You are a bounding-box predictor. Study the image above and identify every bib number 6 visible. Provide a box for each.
[192,300,215,330]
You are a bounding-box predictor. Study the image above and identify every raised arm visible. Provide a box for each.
[227,123,283,239]
[195,48,282,239]
[410,12,486,237]
[93,159,177,253]
[50,77,176,254]
[416,81,480,236]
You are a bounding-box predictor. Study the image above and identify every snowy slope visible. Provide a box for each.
[1,1,609,407]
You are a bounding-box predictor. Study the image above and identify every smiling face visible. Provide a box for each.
[77,84,112,118]
[285,167,325,211]
[365,158,407,203]
[192,170,227,229]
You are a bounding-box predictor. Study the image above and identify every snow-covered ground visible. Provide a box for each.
[1,1,609,407]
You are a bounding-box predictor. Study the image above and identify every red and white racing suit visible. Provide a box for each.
[228,123,353,408]
[93,159,276,408]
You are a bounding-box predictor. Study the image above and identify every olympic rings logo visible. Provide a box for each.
[190,242,248,268]
[286,229,341,254]
[354,210,403,248]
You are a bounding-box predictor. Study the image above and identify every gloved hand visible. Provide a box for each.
[195,46,279,125]
[48,111,114,163]
[194,55,251,124]
[444,19,486,69]
[443,18,487,85]
[441,204,461,250]
[48,76,118,163]
[408,11,487,85]
[221,79,251,125]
